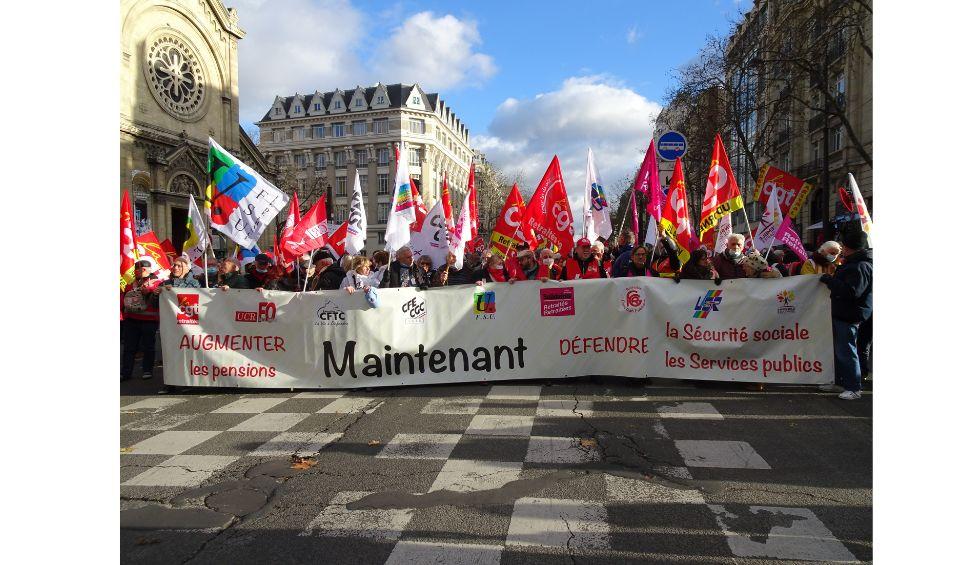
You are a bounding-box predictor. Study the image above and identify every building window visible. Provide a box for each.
[313,125,324,138]
[272,129,283,142]
[359,175,368,196]
[376,95,386,104]
[356,150,367,167]
[333,123,345,137]
[334,100,343,109]
[378,203,390,223]
[812,140,822,162]
[378,174,389,195]
[834,73,846,108]
[354,98,364,108]
[293,105,302,114]
[352,121,366,136]
[274,107,281,115]
[378,147,390,165]
[378,231,386,244]
[409,147,421,167]
[411,96,421,104]
[373,118,389,134]
[293,127,306,141]
[314,153,326,169]
[336,176,347,197]
[334,151,346,168]
[313,103,321,111]
[409,119,425,134]
[294,154,307,169]
[831,127,843,152]
[277,154,290,167]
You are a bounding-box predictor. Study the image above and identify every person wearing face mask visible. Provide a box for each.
[447,252,487,285]
[592,242,613,274]
[245,253,281,291]
[797,241,842,276]
[561,238,605,280]
[210,257,250,290]
[711,233,750,280]
[536,248,562,281]
[483,254,512,282]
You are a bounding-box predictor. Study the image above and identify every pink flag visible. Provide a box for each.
[632,140,663,222]
[629,190,639,238]
[775,217,808,261]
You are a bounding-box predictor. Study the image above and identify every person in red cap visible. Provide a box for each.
[560,237,605,280]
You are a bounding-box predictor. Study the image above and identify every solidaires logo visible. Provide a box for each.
[776,290,796,314]
[693,290,723,319]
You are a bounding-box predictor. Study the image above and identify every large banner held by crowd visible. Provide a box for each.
[160,277,833,389]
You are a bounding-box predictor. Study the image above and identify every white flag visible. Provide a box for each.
[751,188,783,253]
[714,212,732,254]
[346,171,368,254]
[583,148,613,241]
[408,201,450,268]
[183,194,207,275]
[384,142,417,252]
[449,188,473,270]
[846,173,873,247]
[207,137,289,249]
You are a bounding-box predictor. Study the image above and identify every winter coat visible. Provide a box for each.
[340,265,388,290]
[821,248,873,323]
[310,265,347,291]
[210,271,249,289]
[711,251,748,280]
[381,261,430,289]
[165,274,200,288]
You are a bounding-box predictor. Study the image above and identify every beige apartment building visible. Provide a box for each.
[256,84,473,250]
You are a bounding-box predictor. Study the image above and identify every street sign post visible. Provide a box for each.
[657,131,687,161]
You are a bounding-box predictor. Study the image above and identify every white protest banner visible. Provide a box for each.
[160,276,833,389]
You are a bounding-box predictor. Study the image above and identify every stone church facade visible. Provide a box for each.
[120,0,274,254]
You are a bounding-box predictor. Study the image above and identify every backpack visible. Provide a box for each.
[123,286,147,313]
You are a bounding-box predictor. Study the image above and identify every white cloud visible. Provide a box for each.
[371,12,496,91]
[626,24,641,45]
[235,0,366,125]
[234,4,496,127]
[474,76,662,223]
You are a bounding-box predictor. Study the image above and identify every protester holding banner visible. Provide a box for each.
[210,257,249,290]
[164,256,200,289]
[712,234,749,280]
[513,249,540,280]
[245,254,281,291]
[799,241,842,276]
[482,254,513,283]
[819,227,873,400]
[382,247,430,289]
[560,238,606,280]
[537,248,561,281]
[308,250,346,291]
[743,250,783,278]
[446,252,486,285]
[591,242,612,275]
[121,260,162,381]
[678,248,718,281]
[341,255,387,293]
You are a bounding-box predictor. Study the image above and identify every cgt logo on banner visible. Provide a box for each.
[541,287,575,317]
[235,302,277,323]
[776,290,796,314]
[315,300,348,327]
[176,294,200,325]
[401,296,428,324]
[620,286,645,313]
[693,290,723,319]
[474,290,497,320]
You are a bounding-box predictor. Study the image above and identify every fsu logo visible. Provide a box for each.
[176,294,199,325]
[474,290,496,320]
[235,302,277,322]
[620,287,645,313]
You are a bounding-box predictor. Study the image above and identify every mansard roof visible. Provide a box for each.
[259,83,439,122]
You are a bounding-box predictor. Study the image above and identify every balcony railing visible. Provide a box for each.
[808,113,826,132]
[798,159,822,179]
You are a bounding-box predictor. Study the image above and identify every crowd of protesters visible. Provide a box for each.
[121,221,872,400]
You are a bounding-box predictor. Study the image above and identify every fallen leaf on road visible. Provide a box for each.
[290,456,317,470]
[368,440,381,446]
[579,439,597,448]
[121,447,133,453]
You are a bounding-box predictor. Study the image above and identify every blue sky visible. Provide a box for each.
[235,0,752,199]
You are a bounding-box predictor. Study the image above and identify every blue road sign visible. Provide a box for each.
[657,131,687,161]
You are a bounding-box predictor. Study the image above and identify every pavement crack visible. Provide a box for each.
[561,514,579,565]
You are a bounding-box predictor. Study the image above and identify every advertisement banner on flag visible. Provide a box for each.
[160,276,832,389]
[753,165,814,219]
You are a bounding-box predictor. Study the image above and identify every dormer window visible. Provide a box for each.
[314,103,321,111]
[294,105,302,113]
[411,96,420,104]
[355,98,363,108]
[274,108,281,115]
[334,100,343,109]
[377,96,385,104]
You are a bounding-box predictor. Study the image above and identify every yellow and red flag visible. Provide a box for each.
[523,156,575,256]
[659,158,694,265]
[697,133,744,246]
[489,183,536,258]
[136,231,172,273]
[120,190,138,290]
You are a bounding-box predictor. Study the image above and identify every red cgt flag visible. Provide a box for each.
[488,183,536,258]
[658,158,694,265]
[284,196,329,258]
[698,133,743,246]
[278,192,301,263]
[524,156,575,256]
[324,221,349,258]
[120,190,138,291]
[409,178,429,232]
[136,231,173,273]
[467,163,479,239]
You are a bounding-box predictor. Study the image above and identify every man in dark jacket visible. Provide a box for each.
[819,226,872,400]
[245,253,281,291]
[309,250,346,291]
[382,246,431,289]
[211,257,250,290]
[711,233,749,280]
[446,252,486,286]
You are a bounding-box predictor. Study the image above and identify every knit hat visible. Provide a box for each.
[843,226,869,250]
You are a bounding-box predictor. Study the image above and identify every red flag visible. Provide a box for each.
[284,196,329,257]
[634,139,664,222]
[278,192,301,263]
[409,178,429,232]
[160,239,178,264]
[136,231,172,272]
[324,221,349,258]
[524,156,575,256]
[441,172,455,234]
[658,158,694,265]
[698,133,744,245]
[488,184,535,257]
[467,163,479,239]
[120,190,138,290]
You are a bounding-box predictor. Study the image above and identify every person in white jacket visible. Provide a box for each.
[340,255,388,294]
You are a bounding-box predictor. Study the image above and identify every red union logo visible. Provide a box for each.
[235,302,277,322]
[176,294,199,325]
[621,287,645,312]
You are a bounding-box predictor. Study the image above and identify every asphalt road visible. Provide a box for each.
[120,376,872,564]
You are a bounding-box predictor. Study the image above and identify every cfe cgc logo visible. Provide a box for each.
[541,287,575,317]
[401,295,428,324]
[176,294,200,325]
[235,301,277,323]
[474,290,496,319]
[619,286,645,312]
[315,299,348,327]
[693,290,723,319]
[776,290,796,314]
